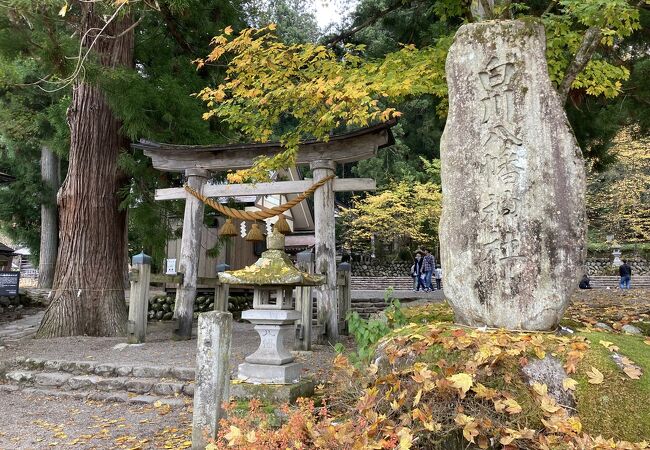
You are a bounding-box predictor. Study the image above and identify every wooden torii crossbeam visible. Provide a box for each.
[135,121,395,342]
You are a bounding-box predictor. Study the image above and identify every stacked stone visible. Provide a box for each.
[351,262,412,277]
[0,293,36,314]
[584,258,649,276]
[147,295,252,321]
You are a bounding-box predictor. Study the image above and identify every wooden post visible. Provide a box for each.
[192,311,232,450]
[310,159,338,344]
[294,250,314,351]
[337,261,351,335]
[174,168,209,340]
[128,252,151,344]
[214,284,230,312]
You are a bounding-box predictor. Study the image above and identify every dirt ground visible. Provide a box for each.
[0,320,355,381]
[0,390,193,450]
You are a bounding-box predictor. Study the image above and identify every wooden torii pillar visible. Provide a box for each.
[134,121,395,341]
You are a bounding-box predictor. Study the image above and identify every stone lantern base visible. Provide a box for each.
[238,309,302,384]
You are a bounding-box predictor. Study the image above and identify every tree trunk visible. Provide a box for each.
[37,147,60,289]
[37,4,134,338]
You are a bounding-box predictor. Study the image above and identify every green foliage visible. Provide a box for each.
[346,290,407,363]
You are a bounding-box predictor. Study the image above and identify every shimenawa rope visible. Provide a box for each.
[183,175,335,221]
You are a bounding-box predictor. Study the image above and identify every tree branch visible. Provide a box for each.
[557,26,601,105]
[159,3,193,53]
[321,0,406,47]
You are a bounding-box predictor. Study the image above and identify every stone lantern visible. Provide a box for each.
[218,230,324,384]
[611,241,623,267]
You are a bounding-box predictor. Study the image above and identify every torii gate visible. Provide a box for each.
[134,121,395,342]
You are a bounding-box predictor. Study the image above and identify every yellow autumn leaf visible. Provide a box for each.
[531,382,548,396]
[562,377,578,391]
[599,340,619,352]
[413,389,422,406]
[447,373,473,396]
[397,427,413,450]
[224,425,242,443]
[623,365,642,380]
[224,25,233,35]
[586,367,605,384]
[58,2,68,17]
[245,430,257,443]
[268,23,277,31]
[503,398,522,414]
[540,396,561,414]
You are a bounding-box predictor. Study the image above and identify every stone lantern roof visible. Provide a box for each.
[218,230,325,286]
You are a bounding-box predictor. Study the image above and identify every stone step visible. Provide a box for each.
[7,357,195,382]
[0,384,187,407]
[3,369,195,397]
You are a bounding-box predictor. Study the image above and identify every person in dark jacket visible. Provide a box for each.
[619,260,632,289]
[579,274,592,289]
[411,252,426,291]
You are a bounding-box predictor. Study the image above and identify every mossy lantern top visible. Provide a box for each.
[219,230,324,311]
[218,230,325,287]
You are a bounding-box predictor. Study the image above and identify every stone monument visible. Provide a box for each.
[439,20,586,330]
[218,230,324,383]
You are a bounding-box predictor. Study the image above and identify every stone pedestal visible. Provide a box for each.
[238,309,301,384]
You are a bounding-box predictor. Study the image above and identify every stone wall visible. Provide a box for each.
[584,258,649,276]
[352,258,650,277]
[352,262,412,277]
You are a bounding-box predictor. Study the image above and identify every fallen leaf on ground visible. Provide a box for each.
[586,367,604,384]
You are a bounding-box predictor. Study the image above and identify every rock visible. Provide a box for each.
[439,20,586,330]
[159,398,185,407]
[622,324,642,335]
[5,371,33,383]
[129,394,159,405]
[595,322,614,331]
[171,367,195,381]
[113,343,129,351]
[183,383,195,396]
[132,366,171,378]
[116,366,133,377]
[522,356,575,410]
[153,382,184,396]
[94,364,116,376]
[95,377,127,391]
[33,372,72,387]
[125,379,154,394]
[67,375,102,390]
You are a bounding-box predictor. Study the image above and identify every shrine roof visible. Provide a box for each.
[133,120,396,172]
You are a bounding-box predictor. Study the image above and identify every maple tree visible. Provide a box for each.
[340,181,442,254]
[197,0,649,182]
[587,130,650,243]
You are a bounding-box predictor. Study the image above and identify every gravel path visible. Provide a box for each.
[0,390,193,450]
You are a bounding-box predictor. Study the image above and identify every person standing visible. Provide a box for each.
[423,249,435,292]
[619,260,632,289]
[434,265,443,290]
[412,251,426,291]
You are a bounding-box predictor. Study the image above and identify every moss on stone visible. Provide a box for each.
[574,331,650,441]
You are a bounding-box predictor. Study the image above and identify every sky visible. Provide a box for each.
[312,0,356,30]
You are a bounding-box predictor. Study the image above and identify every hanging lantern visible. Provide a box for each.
[245,222,265,242]
[273,215,291,235]
[218,218,238,237]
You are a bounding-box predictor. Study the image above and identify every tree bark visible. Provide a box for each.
[37,147,60,289]
[37,4,134,338]
[557,27,601,105]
